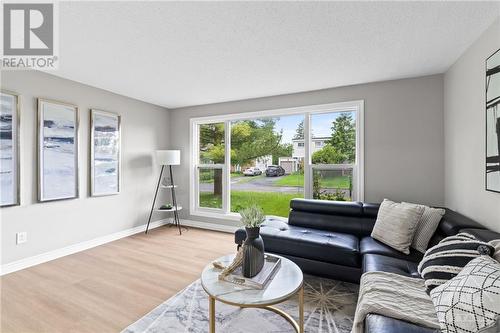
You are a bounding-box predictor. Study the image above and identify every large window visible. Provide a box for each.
[191,101,364,219]
[311,111,357,201]
[196,123,226,210]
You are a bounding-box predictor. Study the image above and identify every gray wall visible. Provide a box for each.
[444,19,500,232]
[170,74,445,227]
[1,71,170,265]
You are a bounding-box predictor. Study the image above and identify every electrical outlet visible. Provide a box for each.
[16,232,27,245]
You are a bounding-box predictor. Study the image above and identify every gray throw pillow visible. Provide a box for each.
[430,256,500,333]
[402,202,445,253]
[371,198,424,254]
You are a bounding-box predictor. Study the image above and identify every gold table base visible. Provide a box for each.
[208,285,304,333]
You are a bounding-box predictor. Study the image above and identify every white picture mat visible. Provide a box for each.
[38,99,79,201]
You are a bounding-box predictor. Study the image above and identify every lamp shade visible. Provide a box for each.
[156,150,180,165]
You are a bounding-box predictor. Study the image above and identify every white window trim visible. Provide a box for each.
[189,100,364,220]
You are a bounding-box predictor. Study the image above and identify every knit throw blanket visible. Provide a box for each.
[351,271,440,333]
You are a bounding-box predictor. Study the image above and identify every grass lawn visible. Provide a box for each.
[199,191,302,217]
[275,173,350,189]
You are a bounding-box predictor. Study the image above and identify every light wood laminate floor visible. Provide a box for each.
[1,226,234,333]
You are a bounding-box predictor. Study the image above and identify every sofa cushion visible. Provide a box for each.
[371,199,424,254]
[430,256,500,333]
[418,233,495,291]
[360,237,424,262]
[277,253,362,283]
[365,314,439,333]
[362,254,420,278]
[402,202,445,253]
[260,217,360,267]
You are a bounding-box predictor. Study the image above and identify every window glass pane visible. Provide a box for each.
[311,112,356,164]
[199,123,225,164]
[230,115,304,217]
[198,168,223,209]
[313,168,353,201]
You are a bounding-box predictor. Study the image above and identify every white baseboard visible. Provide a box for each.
[1,218,239,276]
[0,219,170,276]
[180,219,238,233]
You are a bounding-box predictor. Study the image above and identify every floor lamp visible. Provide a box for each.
[145,150,182,234]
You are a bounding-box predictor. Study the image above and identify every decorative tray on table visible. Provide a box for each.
[219,254,281,289]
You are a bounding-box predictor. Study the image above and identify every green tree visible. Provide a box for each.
[329,113,355,163]
[200,120,284,166]
[311,145,346,164]
[199,123,225,164]
[293,120,304,140]
[199,123,225,194]
[230,119,283,166]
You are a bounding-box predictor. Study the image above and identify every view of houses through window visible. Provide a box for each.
[193,105,360,218]
[311,112,357,202]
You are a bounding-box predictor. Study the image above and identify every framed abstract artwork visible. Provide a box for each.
[486,48,500,193]
[37,98,79,202]
[0,90,20,207]
[90,109,121,196]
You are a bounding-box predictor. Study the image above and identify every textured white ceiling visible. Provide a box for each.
[52,1,500,108]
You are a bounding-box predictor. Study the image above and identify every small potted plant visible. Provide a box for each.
[239,204,266,278]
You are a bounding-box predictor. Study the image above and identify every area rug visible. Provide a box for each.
[122,275,359,333]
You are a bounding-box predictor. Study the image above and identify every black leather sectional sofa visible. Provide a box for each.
[234,199,500,333]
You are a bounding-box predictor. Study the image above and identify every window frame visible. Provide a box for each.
[189,100,364,220]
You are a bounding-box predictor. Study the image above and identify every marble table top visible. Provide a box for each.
[201,254,303,306]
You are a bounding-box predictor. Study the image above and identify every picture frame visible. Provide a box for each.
[90,109,121,196]
[37,98,79,202]
[0,90,20,207]
[486,48,500,193]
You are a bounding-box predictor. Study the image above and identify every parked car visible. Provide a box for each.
[265,165,285,177]
[243,167,262,176]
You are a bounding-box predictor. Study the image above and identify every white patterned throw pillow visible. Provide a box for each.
[430,256,500,333]
[402,202,445,253]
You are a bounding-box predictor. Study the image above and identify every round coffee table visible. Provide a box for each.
[201,254,304,333]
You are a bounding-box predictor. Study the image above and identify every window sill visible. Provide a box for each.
[190,209,241,222]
